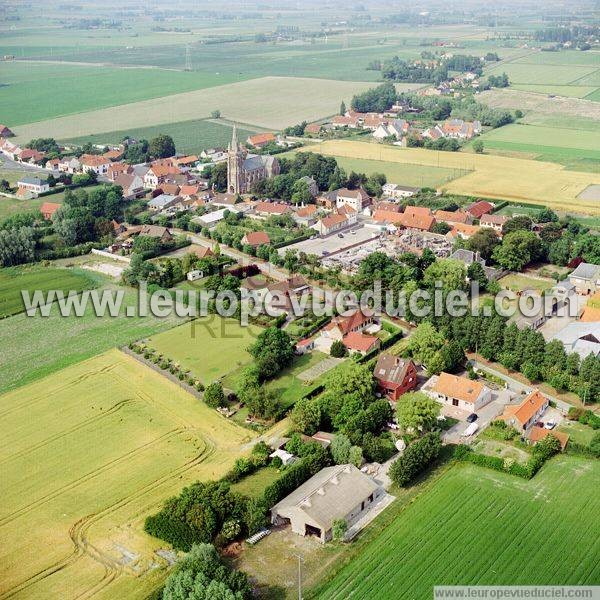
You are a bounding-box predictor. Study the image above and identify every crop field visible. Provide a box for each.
[0,266,97,318]
[10,77,393,141]
[0,280,186,395]
[0,349,255,599]
[64,118,264,155]
[313,458,600,599]
[147,316,263,385]
[309,140,600,214]
[0,196,45,221]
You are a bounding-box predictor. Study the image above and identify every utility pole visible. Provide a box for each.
[294,554,304,600]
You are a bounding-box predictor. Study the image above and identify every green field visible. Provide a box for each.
[0,348,254,599]
[147,316,263,385]
[0,266,97,318]
[0,196,45,221]
[313,458,600,599]
[63,118,263,154]
[231,466,280,498]
[0,279,185,395]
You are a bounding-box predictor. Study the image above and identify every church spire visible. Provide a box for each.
[230,123,238,151]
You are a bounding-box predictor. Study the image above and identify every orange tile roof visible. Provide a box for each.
[433,372,485,404]
[296,205,317,217]
[449,223,481,238]
[528,427,569,450]
[404,206,433,218]
[255,201,290,215]
[509,390,549,427]
[325,309,371,336]
[243,231,270,246]
[434,210,470,224]
[343,331,379,353]
[40,202,61,218]
[247,133,276,146]
[467,200,494,218]
[80,153,110,167]
[304,123,322,133]
[580,305,600,322]
[373,209,405,224]
[398,212,435,231]
[320,214,347,229]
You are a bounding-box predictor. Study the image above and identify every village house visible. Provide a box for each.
[58,157,81,174]
[381,183,421,199]
[316,309,379,354]
[434,210,472,225]
[449,249,504,281]
[45,158,61,171]
[241,231,270,248]
[480,213,508,233]
[253,201,292,217]
[16,176,50,197]
[293,204,319,226]
[240,275,269,302]
[266,275,311,313]
[568,262,600,295]
[304,123,322,135]
[80,154,110,175]
[426,372,492,413]
[103,147,124,162]
[0,124,15,138]
[312,213,352,236]
[335,187,370,212]
[552,322,600,359]
[373,354,418,401]
[18,148,46,165]
[40,201,61,221]
[331,114,361,129]
[422,125,445,141]
[271,464,384,543]
[447,222,481,240]
[0,138,22,160]
[107,162,132,181]
[114,173,145,201]
[148,193,179,212]
[343,331,380,355]
[500,390,549,432]
[144,164,183,190]
[466,200,494,220]
[528,427,569,451]
[246,132,276,148]
[372,119,410,141]
[441,119,481,139]
[137,224,173,243]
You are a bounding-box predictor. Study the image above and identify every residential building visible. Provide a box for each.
[80,154,110,175]
[500,390,549,432]
[227,126,280,194]
[441,119,481,139]
[270,464,383,543]
[241,231,270,247]
[449,249,504,281]
[45,158,60,171]
[0,138,22,160]
[480,213,508,233]
[212,192,239,208]
[528,427,569,451]
[114,173,145,200]
[568,262,600,295]
[148,194,178,212]
[434,210,472,225]
[144,164,182,190]
[58,157,81,174]
[373,355,418,401]
[107,162,132,181]
[466,200,494,220]
[16,176,49,196]
[552,322,600,359]
[0,124,15,138]
[40,202,61,221]
[447,222,481,240]
[304,123,322,135]
[422,125,445,140]
[316,309,378,354]
[137,224,173,243]
[294,204,319,226]
[254,201,291,217]
[335,187,370,212]
[427,372,492,412]
[381,183,420,199]
[312,213,352,236]
[266,275,311,312]
[18,148,46,165]
[343,331,380,355]
[103,148,124,162]
[247,132,276,148]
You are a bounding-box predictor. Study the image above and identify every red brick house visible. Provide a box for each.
[373,354,418,401]
[40,202,61,221]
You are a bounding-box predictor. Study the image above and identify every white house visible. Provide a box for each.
[335,187,370,212]
[80,154,110,175]
[17,176,50,196]
[58,157,81,174]
[312,213,353,236]
[382,183,421,199]
[426,372,491,413]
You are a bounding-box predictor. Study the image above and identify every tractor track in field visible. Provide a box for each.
[1,433,217,599]
[0,398,133,466]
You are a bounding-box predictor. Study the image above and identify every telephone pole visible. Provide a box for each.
[294,554,304,600]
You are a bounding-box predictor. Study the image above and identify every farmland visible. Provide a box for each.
[146,316,263,385]
[64,119,264,156]
[312,458,600,599]
[0,265,97,318]
[307,140,600,214]
[0,349,255,599]
[10,77,393,142]
[0,196,45,221]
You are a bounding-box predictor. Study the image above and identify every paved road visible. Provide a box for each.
[470,359,573,414]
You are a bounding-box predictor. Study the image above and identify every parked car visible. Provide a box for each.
[544,421,557,430]
[466,413,478,423]
[338,233,344,238]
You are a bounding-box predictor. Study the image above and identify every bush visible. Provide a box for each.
[204,381,226,408]
[330,340,348,358]
[389,432,441,487]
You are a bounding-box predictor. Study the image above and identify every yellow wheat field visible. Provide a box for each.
[312,140,600,214]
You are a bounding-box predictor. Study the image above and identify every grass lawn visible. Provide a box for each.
[63,118,264,155]
[498,273,554,293]
[0,349,255,600]
[0,196,45,221]
[0,280,186,395]
[231,466,280,499]
[312,457,600,599]
[558,420,597,446]
[146,316,263,385]
[0,265,98,318]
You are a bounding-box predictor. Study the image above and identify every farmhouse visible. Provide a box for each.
[148,194,178,212]
[254,201,291,217]
[16,176,49,197]
[500,390,549,432]
[137,224,173,243]
[528,427,569,451]
[247,132,276,148]
[316,309,378,354]
[568,262,600,295]
[382,183,420,199]
[294,204,319,225]
[114,173,145,200]
[343,331,380,355]
[0,124,15,138]
[441,119,481,139]
[107,162,132,181]
[80,154,110,175]
[58,157,81,174]
[427,372,491,412]
[18,148,46,165]
[227,126,280,194]
[312,213,351,236]
[40,202,61,221]
[304,123,322,135]
[271,464,383,543]
[373,354,418,401]
[447,222,481,240]
[241,231,270,247]
[480,213,508,233]
[335,187,370,212]
[466,200,494,220]
[434,210,472,225]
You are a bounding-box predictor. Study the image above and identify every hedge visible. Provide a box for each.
[271,233,314,250]
[37,241,103,260]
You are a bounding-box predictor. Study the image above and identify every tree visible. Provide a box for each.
[290,179,313,205]
[340,100,347,115]
[472,139,484,154]
[211,110,221,119]
[204,382,226,408]
[0,227,36,267]
[467,261,488,291]
[423,258,467,291]
[493,230,544,271]
[467,228,500,261]
[389,432,441,487]
[408,322,446,366]
[396,392,441,433]
[290,398,321,435]
[247,327,294,381]
[431,221,451,235]
[502,216,533,235]
[330,340,347,358]
[332,519,348,541]
[149,134,176,159]
[330,434,352,464]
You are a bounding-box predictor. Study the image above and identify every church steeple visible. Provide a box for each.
[229,123,239,152]
[227,122,244,194]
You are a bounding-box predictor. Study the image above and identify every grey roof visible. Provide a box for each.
[299,175,316,185]
[148,194,177,208]
[132,164,150,177]
[569,262,600,281]
[19,176,45,185]
[449,249,483,265]
[374,353,413,384]
[243,154,269,171]
[553,322,600,358]
[272,464,380,531]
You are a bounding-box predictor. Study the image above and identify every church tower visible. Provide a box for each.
[227,124,244,194]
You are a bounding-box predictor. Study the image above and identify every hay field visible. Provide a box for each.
[0,349,255,599]
[309,140,600,214]
[11,77,419,142]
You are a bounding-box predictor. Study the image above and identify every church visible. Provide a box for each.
[227,125,280,194]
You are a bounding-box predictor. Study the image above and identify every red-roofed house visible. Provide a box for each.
[373,354,418,401]
[107,162,132,181]
[103,148,124,162]
[434,210,472,225]
[242,231,271,247]
[466,200,494,219]
[80,154,110,175]
[254,201,292,217]
[40,202,61,221]
[447,222,481,240]
[247,133,276,148]
[18,148,46,165]
[500,390,549,432]
[343,331,380,355]
[528,427,569,451]
[316,309,378,354]
[304,123,322,135]
[312,213,351,236]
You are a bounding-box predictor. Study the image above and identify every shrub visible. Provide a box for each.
[389,432,441,487]
[330,340,348,358]
[204,382,226,408]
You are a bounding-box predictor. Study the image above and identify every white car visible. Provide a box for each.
[544,421,557,430]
